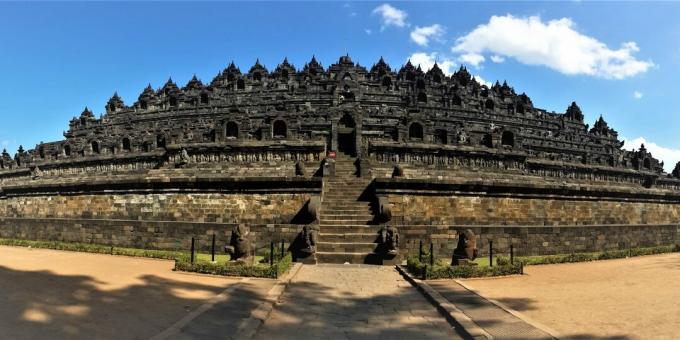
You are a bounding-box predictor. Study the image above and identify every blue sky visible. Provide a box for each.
[1,2,679,171]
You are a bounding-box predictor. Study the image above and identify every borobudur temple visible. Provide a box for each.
[1,55,679,264]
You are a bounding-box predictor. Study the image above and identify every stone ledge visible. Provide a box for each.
[0,175,322,197]
[374,178,680,203]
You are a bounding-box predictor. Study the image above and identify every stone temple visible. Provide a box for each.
[1,55,679,264]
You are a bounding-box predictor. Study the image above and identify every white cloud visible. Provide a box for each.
[372,4,408,30]
[410,24,445,47]
[407,52,456,75]
[490,55,505,63]
[452,15,654,79]
[633,91,643,99]
[458,53,485,67]
[623,137,680,173]
[473,75,493,87]
[365,29,373,35]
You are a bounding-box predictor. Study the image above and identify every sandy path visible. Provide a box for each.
[0,245,274,339]
[459,253,680,339]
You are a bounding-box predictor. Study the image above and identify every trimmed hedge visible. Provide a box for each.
[0,238,182,260]
[516,244,680,266]
[173,253,293,279]
[406,255,523,279]
[406,244,680,279]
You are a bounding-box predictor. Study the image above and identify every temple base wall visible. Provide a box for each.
[0,193,311,224]
[0,218,677,259]
[0,217,303,253]
[388,195,680,226]
[395,224,680,260]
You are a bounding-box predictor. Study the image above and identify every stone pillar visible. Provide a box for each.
[355,113,363,158]
[331,121,338,153]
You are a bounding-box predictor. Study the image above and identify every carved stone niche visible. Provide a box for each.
[392,164,404,178]
[295,160,306,176]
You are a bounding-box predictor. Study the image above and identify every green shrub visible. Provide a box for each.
[496,256,510,266]
[174,253,293,279]
[517,244,680,266]
[0,238,182,260]
[406,255,523,279]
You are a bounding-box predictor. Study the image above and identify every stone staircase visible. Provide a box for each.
[316,154,389,264]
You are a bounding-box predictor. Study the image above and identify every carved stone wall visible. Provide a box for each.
[387,195,680,226]
[397,224,680,259]
[0,193,310,224]
[0,217,304,252]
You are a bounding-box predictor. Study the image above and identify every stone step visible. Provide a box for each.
[315,251,401,265]
[319,214,374,219]
[320,225,383,233]
[315,251,378,264]
[321,204,372,209]
[323,193,364,197]
[319,219,374,225]
[321,211,373,216]
[325,182,370,188]
[317,242,377,253]
[323,193,365,197]
[321,207,372,212]
[322,198,368,202]
[322,207,372,212]
[318,233,377,243]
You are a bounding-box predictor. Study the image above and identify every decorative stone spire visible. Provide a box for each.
[453,65,472,86]
[248,59,268,75]
[142,84,155,96]
[672,161,680,178]
[184,75,204,91]
[590,115,616,136]
[398,59,418,81]
[370,56,392,79]
[80,106,95,118]
[106,92,125,113]
[303,55,324,76]
[426,62,445,83]
[273,57,296,79]
[565,101,584,121]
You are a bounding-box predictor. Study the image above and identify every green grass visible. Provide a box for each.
[194,253,230,263]
[515,245,680,266]
[174,253,293,278]
[0,238,184,260]
[0,237,294,279]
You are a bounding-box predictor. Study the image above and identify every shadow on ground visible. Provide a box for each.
[0,265,271,340]
[254,276,462,340]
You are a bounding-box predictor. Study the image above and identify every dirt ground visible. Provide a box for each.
[459,253,680,339]
[0,245,275,339]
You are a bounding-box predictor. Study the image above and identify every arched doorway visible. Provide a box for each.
[337,113,356,157]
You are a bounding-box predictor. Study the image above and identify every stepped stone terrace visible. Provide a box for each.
[1,55,679,264]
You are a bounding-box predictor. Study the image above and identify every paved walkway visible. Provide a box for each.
[428,280,553,339]
[254,264,464,340]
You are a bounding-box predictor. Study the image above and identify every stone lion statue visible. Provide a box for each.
[451,229,478,266]
[224,225,252,263]
[377,225,399,256]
